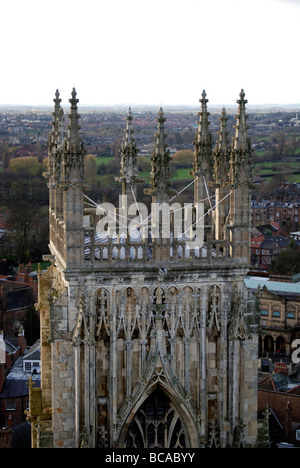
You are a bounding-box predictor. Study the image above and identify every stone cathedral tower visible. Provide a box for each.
[28,89,260,448]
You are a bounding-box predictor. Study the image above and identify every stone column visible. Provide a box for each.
[199,288,207,442]
[109,303,118,445]
[74,343,81,448]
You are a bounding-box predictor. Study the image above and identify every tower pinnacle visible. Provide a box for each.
[119,107,139,184]
[116,107,143,208]
[217,107,229,152]
[149,107,172,202]
[49,89,62,146]
[61,88,85,186]
[193,90,213,175]
[213,107,230,186]
[198,90,211,143]
[233,89,250,152]
[67,88,81,150]
[229,89,252,187]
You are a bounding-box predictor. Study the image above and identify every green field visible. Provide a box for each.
[139,168,193,184]
[30,261,52,272]
[96,156,115,166]
[253,161,300,183]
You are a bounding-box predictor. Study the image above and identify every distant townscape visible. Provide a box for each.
[0,95,300,448]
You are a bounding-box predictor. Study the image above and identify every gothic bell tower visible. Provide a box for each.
[30,89,260,449]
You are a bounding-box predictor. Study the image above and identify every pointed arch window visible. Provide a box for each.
[124,389,187,448]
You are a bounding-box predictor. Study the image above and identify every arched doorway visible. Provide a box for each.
[276,336,286,355]
[124,389,188,448]
[264,335,274,354]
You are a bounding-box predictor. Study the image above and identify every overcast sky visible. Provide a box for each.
[0,0,299,107]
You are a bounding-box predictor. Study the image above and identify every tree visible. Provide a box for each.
[271,241,300,275]
[9,156,42,176]
[137,156,151,172]
[4,202,49,262]
[85,154,97,183]
[109,137,122,157]
[277,133,285,156]
[1,144,10,169]
[171,150,194,168]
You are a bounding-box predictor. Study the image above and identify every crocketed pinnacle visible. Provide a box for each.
[213,107,230,184]
[230,90,252,186]
[155,107,168,154]
[217,107,229,152]
[233,89,249,152]
[197,90,211,145]
[119,107,139,183]
[193,90,213,175]
[67,88,81,150]
[58,107,65,149]
[49,89,62,146]
[150,107,171,199]
[124,107,135,148]
[45,90,64,184]
[61,88,86,186]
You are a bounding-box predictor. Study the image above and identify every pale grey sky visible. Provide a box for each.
[0,0,299,107]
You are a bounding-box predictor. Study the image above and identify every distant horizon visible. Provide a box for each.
[1,101,300,114]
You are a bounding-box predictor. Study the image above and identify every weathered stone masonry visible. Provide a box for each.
[27,89,260,448]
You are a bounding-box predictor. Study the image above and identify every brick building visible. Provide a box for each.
[0,339,40,429]
[250,235,292,270]
[250,221,300,270]
[0,278,33,336]
[251,200,300,232]
[258,372,300,444]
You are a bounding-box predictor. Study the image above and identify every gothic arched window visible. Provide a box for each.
[124,389,187,448]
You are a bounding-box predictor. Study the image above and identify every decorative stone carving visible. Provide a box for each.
[207,286,221,336]
[228,292,250,340]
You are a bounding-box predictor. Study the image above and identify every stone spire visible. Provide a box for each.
[213,107,230,185]
[58,107,65,149]
[212,108,231,240]
[230,89,252,186]
[149,107,172,203]
[116,107,144,218]
[197,90,211,142]
[67,88,81,151]
[62,88,85,186]
[118,107,140,188]
[229,90,253,264]
[49,89,62,146]
[45,90,64,185]
[217,107,230,152]
[193,90,213,176]
[193,90,213,214]
[233,89,250,153]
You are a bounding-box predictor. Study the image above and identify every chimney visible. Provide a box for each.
[274,362,288,375]
[285,400,293,438]
[7,414,13,428]
[18,325,27,355]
